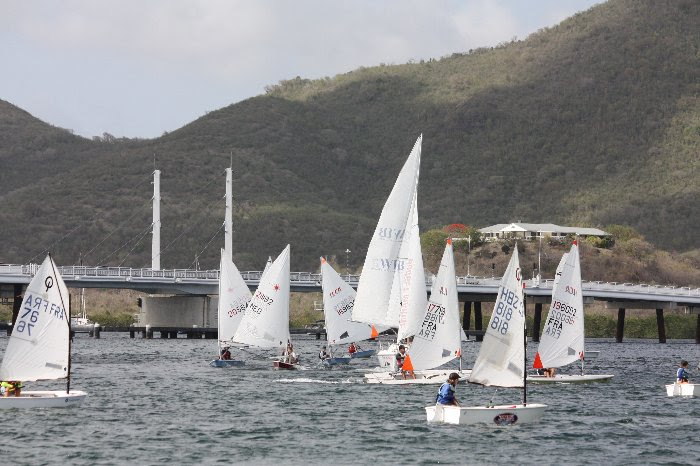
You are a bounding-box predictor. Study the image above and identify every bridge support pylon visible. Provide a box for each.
[656,308,666,343]
[616,308,626,343]
[474,302,483,342]
[462,301,472,338]
[533,303,543,342]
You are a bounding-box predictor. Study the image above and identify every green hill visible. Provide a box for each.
[0,0,698,272]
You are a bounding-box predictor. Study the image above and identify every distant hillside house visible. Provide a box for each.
[479,223,609,241]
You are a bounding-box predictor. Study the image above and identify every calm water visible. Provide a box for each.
[0,334,698,465]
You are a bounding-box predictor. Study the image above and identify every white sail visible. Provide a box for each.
[217,248,252,344]
[552,252,568,292]
[469,248,525,388]
[396,191,428,341]
[320,258,375,345]
[0,255,69,382]
[536,242,584,368]
[353,135,422,327]
[232,245,290,349]
[403,240,461,371]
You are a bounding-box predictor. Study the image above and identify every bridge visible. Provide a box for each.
[0,263,699,304]
[1,169,698,343]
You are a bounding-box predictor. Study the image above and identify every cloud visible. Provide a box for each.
[0,0,598,137]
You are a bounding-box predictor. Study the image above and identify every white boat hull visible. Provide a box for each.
[0,390,87,408]
[425,403,547,425]
[666,383,698,397]
[364,369,471,385]
[528,374,614,384]
[376,345,399,372]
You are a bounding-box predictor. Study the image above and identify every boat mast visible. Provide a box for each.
[49,253,71,394]
[523,283,527,406]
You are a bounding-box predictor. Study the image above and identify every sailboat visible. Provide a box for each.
[352,135,428,372]
[0,254,87,408]
[320,257,379,366]
[426,247,546,425]
[530,241,614,383]
[231,245,294,369]
[210,248,252,367]
[666,382,699,397]
[365,240,470,384]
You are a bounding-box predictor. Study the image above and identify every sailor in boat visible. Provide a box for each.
[1,381,23,397]
[348,342,357,356]
[319,347,330,361]
[436,373,461,406]
[220,347,232,360]
[395,345,415,379]
[536,367,556,378]
[282,341,299,365]
[677,360,690,383]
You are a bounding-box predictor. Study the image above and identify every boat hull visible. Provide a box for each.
[425,403,547,425]
[528,374,614,384]
[322,357,351,366]
[209,359,245,368]
[666,383,699,397]
[350,349,375,359]
[0,390,87,409]
[364,369,471,385]
[273,361,298,370]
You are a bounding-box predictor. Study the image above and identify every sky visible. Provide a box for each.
[1,0,600,139]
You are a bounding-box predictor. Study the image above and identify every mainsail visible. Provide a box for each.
[534,242,584,368]
[0,255,69,382]
[353,135,424,328]
[402,240,461,371]
[217,248,252,344]
[232,245,291,349]
[320,258,376,345]
[468,248,525,388]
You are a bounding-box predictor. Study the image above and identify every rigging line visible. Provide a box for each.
[25,172,155,264]
[152,193,224,264]
[188,223,225,269]
[116,225,154,267]
[97,222,154,266]
[82,197,152,261]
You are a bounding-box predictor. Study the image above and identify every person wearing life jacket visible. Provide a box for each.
[436,373,461,406]
[677,360,690,383]
[348,342,357,355]
[220,347,231,360]
[1,381,23,397]
[318,346,329,360]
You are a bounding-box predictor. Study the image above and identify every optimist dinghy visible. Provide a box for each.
[531,242,613,384]
[0,254,87,408]
[665,383,699,397]
[426,247,546,425]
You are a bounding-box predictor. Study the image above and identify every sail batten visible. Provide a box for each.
[0,255,70,382]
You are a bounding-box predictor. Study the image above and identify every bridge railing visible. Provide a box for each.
[0,264,698,296]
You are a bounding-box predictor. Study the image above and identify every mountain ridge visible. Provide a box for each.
[0,0,697,271]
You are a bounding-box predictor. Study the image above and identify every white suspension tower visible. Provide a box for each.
[224,167,233,259]
[152,169,161,270]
